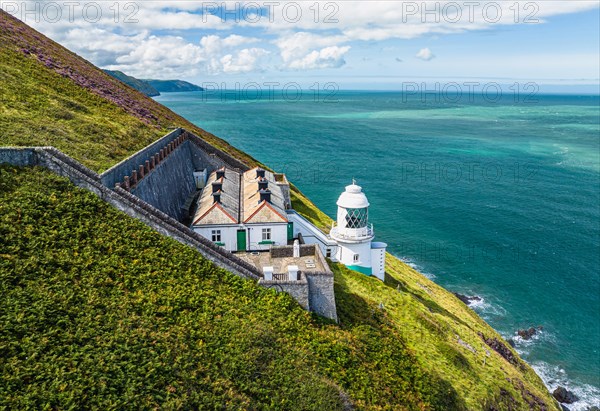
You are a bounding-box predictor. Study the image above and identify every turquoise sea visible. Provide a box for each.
[156,90,600,408]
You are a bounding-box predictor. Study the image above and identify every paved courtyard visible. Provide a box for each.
[236,250,326,273]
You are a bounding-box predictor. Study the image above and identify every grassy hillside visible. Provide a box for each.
[0,10,560,410]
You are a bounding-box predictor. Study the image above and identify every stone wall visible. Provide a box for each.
[0,148,36,166]
[266,243,337,321]
[99,129,251,222]
[259,274,310,311]
[100,128,183,189]
[270,244,319,259]
[130,141,197,221]
[185,132,250,172]
[305,272,337,322]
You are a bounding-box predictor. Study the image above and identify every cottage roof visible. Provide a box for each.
[193,168,240,225]
[192,166,288,226]
[242,167,287,224]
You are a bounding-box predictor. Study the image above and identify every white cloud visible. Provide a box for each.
[219,48,270,74]
[103,33,267,78]
[416,48,435,61]
[286,46,351,70]
[274,32,350,69]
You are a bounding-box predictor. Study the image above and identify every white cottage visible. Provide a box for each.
[191,167,292,252]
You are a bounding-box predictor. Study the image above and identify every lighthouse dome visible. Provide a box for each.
[336,182,370,209]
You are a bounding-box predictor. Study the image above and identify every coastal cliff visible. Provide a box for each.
[0,10,561,410]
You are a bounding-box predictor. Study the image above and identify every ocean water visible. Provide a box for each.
[156,91,600,408]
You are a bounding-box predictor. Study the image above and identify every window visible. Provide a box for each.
[262,228,272,241]
[353,254,360,263]
[326,248,332,258]
[345,208,368,228]
[211,230,221,242]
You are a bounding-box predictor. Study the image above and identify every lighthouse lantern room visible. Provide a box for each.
[330,180,387,280]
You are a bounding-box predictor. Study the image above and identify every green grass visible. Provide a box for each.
[0,47,165,171]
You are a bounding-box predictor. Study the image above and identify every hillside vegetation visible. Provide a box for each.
[0,10,559,410]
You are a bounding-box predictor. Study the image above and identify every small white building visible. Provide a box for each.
[191,167,292,252]
[329,181,387,280]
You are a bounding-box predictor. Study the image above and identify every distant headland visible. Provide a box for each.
[103,69,204,97]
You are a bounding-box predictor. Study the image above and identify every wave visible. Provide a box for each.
[509,327,557,351]
[531,362,600,411]
[466,295,509,318]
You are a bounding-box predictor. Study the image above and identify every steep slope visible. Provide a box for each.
[103,70,160,97]
[0,10,560,410]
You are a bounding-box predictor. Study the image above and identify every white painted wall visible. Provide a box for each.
[336,241,373,271]
[371,245,387,281]
[246,223,288,251]
[194,225,238,252]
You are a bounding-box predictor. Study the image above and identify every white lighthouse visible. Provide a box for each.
[330,180,387,281]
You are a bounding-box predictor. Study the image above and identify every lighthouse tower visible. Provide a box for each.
[330,180,387,280]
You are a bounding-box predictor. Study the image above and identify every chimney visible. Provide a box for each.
[256,168,265,178]
[287,265,299,281]
[263,266,274,281]
[258,177,268,191]
[212,190,222,203]
[212,180,223,193]
[259,189,271,203]
[216,167,226,180]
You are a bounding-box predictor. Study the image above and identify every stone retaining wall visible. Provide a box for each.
[100,128,183,189]
[259,273,310,310]
[98,129,251,222]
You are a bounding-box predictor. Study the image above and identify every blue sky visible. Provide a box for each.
[3,1,599,90]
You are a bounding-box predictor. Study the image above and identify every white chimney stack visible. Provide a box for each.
[263,266,274,281]
[287,265,299,281]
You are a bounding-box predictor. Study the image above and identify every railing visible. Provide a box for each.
[330,223,374,241]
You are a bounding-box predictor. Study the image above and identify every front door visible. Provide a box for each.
[236,230,247,251]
